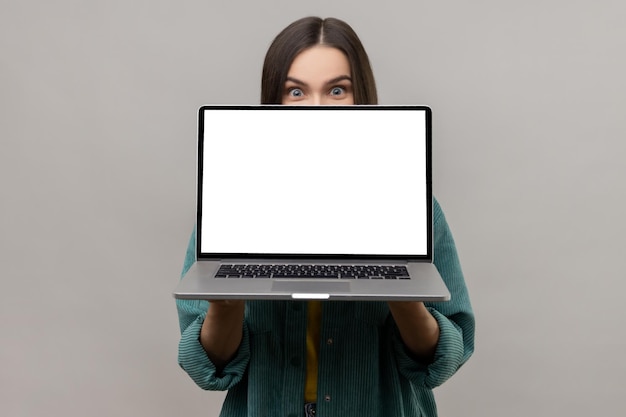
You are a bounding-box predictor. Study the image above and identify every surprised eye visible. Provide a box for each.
[330,87,345,96]
[288,88,304,97]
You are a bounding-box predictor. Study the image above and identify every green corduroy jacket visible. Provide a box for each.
[176,198,475,417]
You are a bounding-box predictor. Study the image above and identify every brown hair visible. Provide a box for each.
[261,17,378,104]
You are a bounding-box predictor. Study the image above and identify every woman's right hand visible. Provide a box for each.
[207,299,245,308]
[200,300,246,371]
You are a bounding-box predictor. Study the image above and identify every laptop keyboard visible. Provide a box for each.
[215,264,410,279]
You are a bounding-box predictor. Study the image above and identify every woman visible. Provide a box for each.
[177,16,474,417]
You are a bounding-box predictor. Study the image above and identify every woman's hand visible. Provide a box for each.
[200,300,246,371]
[387,301,440,362]
[206,299,245,308]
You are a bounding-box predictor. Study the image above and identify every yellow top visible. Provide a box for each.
[304,300,322,403]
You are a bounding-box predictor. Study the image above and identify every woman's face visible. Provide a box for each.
[282,46,354,105]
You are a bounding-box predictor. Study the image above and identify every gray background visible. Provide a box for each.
[1,0,624,416]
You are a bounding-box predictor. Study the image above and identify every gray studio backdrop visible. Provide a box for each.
[1,1,625,416]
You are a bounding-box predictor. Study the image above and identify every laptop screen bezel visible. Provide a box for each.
[195,105,433,262]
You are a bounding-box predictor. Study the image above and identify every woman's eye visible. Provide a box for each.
[288,88,304,97]
[330,87,345,96]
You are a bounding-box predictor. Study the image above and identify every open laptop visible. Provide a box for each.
[173,105,450,301]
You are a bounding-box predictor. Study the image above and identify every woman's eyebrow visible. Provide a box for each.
[324,75,352,85]
[285,76,307,86]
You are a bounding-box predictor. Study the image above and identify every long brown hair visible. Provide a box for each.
[261,17,378,104]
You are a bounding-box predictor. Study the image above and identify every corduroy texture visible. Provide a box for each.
[176,198,475,417]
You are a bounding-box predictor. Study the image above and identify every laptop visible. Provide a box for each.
[173,105,450,301]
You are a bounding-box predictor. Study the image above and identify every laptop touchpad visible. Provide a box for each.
[272,281,350,293]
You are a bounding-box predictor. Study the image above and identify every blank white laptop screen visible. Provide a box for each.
[200,107,428,257]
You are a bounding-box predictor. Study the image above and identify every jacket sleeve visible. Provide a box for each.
[391,198,475,389]
[175,227,250,390]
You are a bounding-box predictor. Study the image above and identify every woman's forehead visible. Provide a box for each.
[287,46,351,82]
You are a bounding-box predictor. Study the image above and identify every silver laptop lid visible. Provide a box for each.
[196,105,432,262]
